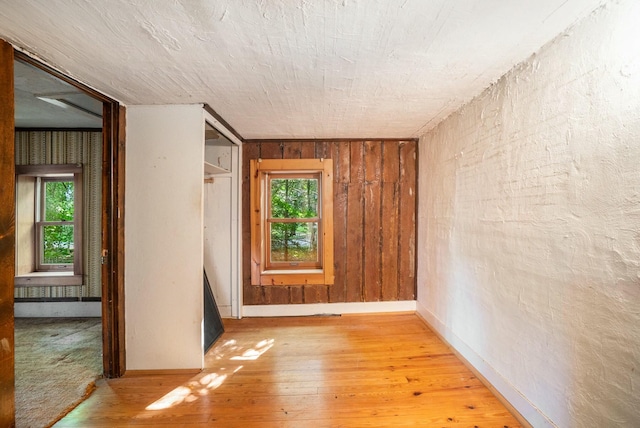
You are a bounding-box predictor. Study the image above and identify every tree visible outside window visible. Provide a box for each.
[39,178,75,267]
[16,164,83,275]
[268,175,320,267]
[251,159,334,286]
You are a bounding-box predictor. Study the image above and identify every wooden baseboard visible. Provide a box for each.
[123,369,202,377]
[415,311,535,428]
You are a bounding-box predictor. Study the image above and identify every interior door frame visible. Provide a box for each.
[14,50,126,378]
[0,39,16,428]
[203,106,243,318]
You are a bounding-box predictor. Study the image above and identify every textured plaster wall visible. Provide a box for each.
[0,0,605,139]
[416,1,640,426]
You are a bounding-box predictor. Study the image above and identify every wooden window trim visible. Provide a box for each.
[251,158,334,286]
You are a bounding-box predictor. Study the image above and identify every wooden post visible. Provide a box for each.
[101,103,127,378]
[0,40,15,427]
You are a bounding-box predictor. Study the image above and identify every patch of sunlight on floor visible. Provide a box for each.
[231,338,274,361]
[145,386,193,411]
[144,338,274,412]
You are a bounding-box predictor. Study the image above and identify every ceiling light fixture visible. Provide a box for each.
[35,94,102,119]
[36,96,69,109]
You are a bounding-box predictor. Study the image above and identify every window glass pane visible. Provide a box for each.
[270,222,318,262]
[44,180,74,221]
[42,224,74,264]
[270,178,318,219]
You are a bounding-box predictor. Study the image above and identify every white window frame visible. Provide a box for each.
[35,174,81,272]
[16,164,83,277]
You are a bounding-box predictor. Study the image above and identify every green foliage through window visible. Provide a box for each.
[42,180,74,265]
[270,178,318,218]
[269,177,319,263]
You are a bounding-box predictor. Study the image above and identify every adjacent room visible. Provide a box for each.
[13,57,105,427]
[0,0,639,426]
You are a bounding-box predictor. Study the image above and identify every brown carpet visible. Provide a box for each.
[15,317,103,428]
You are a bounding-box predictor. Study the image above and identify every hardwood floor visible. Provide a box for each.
[55,313,521,427]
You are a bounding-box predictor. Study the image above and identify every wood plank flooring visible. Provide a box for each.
[55,313,521,427]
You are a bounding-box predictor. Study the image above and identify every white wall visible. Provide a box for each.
[204,176,233,318]
[14,301,101,317]
[125,105,204,370]
[417,1,640,426]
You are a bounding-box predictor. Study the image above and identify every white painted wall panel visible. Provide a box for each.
[125,105,204,370]
[204,177,232,318]
[417,0,640,426]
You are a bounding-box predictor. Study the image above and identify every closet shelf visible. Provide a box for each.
[204,161,230,175]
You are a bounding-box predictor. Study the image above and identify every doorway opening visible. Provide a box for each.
[11,51,125,425]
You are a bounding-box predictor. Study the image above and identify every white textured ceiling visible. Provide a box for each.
[0,0,605,139]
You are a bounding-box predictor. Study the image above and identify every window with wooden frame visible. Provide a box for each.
[15,164,83,279]
[250,158,334,286]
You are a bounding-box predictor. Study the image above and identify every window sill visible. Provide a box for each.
[255,270,334,286]
[263,268,323,275]
[15,272,83,287]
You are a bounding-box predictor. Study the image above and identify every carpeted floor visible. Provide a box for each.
[15,317,103,428]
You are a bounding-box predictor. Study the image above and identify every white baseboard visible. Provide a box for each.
[218,305,232,319]
[14,301,102,318]
[242,300,416,318]
[416,300,552,428]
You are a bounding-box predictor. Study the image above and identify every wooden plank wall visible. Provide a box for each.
[242,140,416,305]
